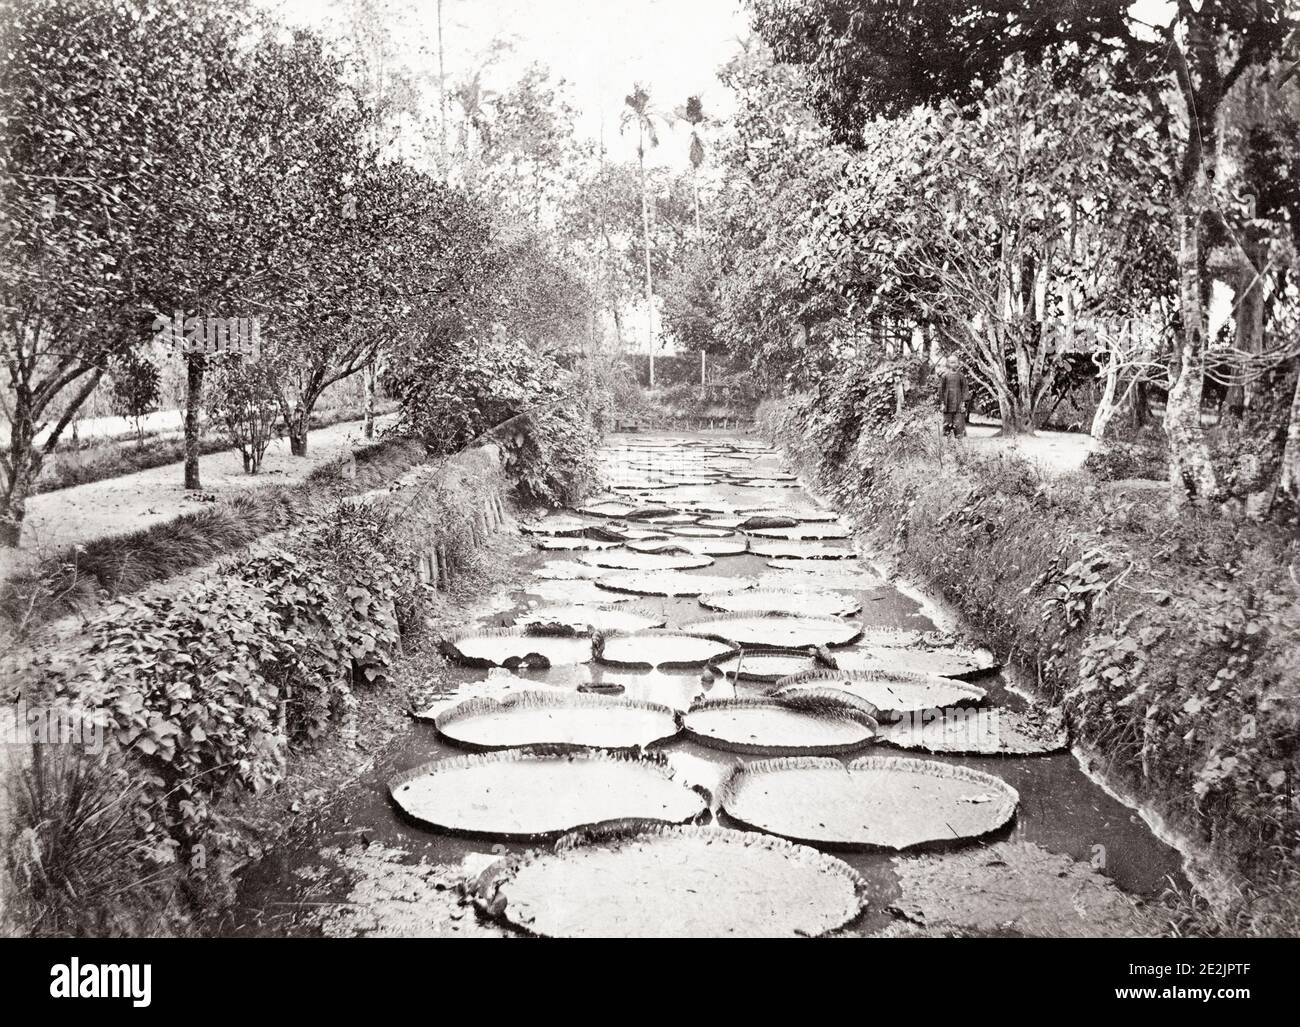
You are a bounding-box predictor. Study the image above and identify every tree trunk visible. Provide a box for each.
[183,353,204,491]
[1278,367,1300,504]
[363,359,376,440]
[638,135,655,389]
[1165,206,1219,505]
[1225,228,1269,419]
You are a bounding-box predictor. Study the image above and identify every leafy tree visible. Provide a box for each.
[0,0,260,543]
[110,353,161,443]
[750,0,1296,502]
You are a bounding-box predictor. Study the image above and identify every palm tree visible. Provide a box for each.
[620,83,670,388]
[682,95,705,237]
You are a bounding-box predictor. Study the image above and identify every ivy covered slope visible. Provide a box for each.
[3,439,516,935]
[759,365,1300,934]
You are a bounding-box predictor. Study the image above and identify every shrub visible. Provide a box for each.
[1083,441,1169,482]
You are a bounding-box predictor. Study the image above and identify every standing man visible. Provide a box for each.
[936,357,969,437]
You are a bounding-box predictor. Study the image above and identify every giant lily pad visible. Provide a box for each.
[433,692,680,751]
[668,525,735,538]
[683,695,878,756]
[831,646,999,680]
[685,612,863,649]
[440,628,593,669]
[713,647,836,684]
[629,537,748,557]
[520,515,595,537]
[775,669,986,720]
[879,705,1067,755]
[763,560,885,587]
[746,507,839,524]
[720,755,1019,850]
[597,571,745,598]
[579,549,714,571]
[595,630,739,669]
[515,606,665,634]
[535,536,622,552]
[532,560,606,580]
[390,749,708,840]
[699,588,861,618]
[528,578,636,605]
[472,824,870,938]
[751,541,858,560]
[747,524,851,541]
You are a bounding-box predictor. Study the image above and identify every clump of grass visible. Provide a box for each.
[4,743,188,937]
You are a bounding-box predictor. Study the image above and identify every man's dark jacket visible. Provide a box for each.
[937,370,969,413]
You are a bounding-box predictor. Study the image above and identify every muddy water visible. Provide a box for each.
[227,431,1185,937]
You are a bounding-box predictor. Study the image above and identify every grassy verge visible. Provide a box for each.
[1,436,427,637]
[33,401,399,495]
[759,386,1300,936]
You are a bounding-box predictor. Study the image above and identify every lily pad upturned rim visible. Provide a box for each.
[439,626,595,668]
[682,611,865,649]
[773,668,988,709]
[595,570,747,597]
[697,588,862,618]
[713,645,837,683]
[719,754,1020,852]
[682,695,879,757]
[431,690,682,752]
[390,746,710,841]
[471,822,871,939]
[593,629,741,669]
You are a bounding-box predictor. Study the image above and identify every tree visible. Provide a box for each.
[750,0,1296,503]
[0,0,258,544]
[800,64,1172,432]
[621,84,672,387]
[110,353,161,442]
[682,95,707,236]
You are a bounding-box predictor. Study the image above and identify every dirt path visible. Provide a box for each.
[10,414,397,562]
[225,430,1180,938]
[965,419,1098,475]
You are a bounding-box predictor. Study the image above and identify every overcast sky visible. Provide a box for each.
[265,0,750,170]
[262,1,1177,171]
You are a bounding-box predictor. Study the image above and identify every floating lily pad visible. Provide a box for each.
[775,669,986,720]
[683,695,878,756]
[433,691,680,751]
[698,588,861,618]
[831,646,999,680]
[628,537,748,557]
[390,749,708,840]
[685,612,863,649]
[764,561,886,588]
[713,647,836,684]
[720,755,1019,850]
[597,571,744,598]
[668,525,735,538]
[578,549,714,571]
[610,526,673,541]
[747,507,839,524]
[751,541,858,560]
[534,536,622,551]
[472,823,870,938]
[734,478,799,488]
[527,578,637,605]
[878,705,1068,755]
[515,606,666,634]
[440,628,593,669]
[647,513,703,526]
[595,630,739,669]
[520,515,595,537]
[531,560,606,580]
[577,501,637,518]
[747,524,851,541]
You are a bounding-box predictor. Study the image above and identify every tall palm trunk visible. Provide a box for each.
[638,125,654,389]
